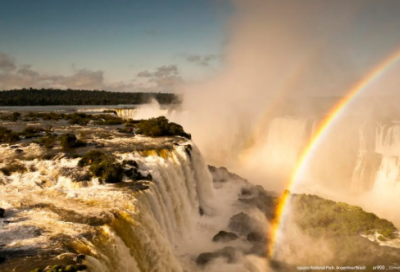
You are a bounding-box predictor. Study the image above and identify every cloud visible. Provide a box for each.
[17,65,39,77]
[185,54,219,66]
[137,65,179,78]
[136,65,183,91]
[153,65,179,77]
[0,53,17,72]
[137,70,153,77]
[0,53,183,92]
[151,75,182,89]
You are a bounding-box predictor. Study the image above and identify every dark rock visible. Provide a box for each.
[15,149,24,154]
[10,145,19,149]
[212,231,239,242]
[0,208,4,218]
[73,254,85,264]
[238,185,278,220]
[196,252,215,266]
[76,264,87,270]
[122,160,138,168]
[228,212,262,236]
[196,246,238,266]
[184,144,192,157]
[208,165,247,183]
[247,231,266,243]
[217,246,237,263]
[240,187,253,197]
[138,185,149,190]
[124,168,135,178]
[199,207,204,216]
[0,255,6,264]
[248,243,267,257]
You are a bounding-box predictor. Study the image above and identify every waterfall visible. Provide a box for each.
[0,141,214,272]
[371,124,400,195]
[242,116,400,194]
[115,100,171,120]
[115,108,137,119]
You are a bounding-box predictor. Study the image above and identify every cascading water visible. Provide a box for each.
[372,124,400,195]
[115,100,171,120]
[0,140,218,272]
[238,115,400,197]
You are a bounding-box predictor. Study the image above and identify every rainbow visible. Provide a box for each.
[267,48,400,259]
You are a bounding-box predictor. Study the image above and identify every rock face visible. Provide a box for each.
[228,212,263,236]
[238,185,277,220]
[248,243,267,257]
[196,246,237,266]
[247,231,267,243]
[208,165,247,183]
[0,208,4,218]
[212,231,239,242]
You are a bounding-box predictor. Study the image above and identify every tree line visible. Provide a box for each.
[0,88,181,106]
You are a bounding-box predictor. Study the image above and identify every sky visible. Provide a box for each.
[2,1,400,95]
[0,0,231,92]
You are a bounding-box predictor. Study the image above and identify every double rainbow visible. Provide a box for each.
[268,48,400,259]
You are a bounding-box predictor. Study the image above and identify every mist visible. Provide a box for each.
[122,0,400,268]
[164,0,400,221]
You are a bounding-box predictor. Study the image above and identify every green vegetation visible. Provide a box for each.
[30,264,87,272]
[59,133,86,150]
[20,126,45,138]
[25,112,65,120]
[23,112,124,126]
[291,194,397,238]
[0,126,20,143]
[0,89,180,106]
[66,113,91,126]
[0,112,21,121]
[137,116,191,139]
[78,150,124,183]
[38,134,57,149]
[93,114,123,125]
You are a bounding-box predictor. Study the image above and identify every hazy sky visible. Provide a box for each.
[2,0,400,94]
[0,0,230,91]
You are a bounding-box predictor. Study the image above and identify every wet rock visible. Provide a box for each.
[76,264,87,270]
[0,255,6,264]
[0,208,4,218]
[248,243,267,257]
[196,252,215,266]
[15,149,24,154]
[73,254,85,264]
[239,185,278,220]
[184,144,192,157]
[199,207,204,216]
[208,165,247,183]
[196,246,238,266]
[240,187,253,197]
[217,246,237,263]
[228,212,262,236]
[122,160,138,168]
[247,231,267,243]
[212,231,239,242]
